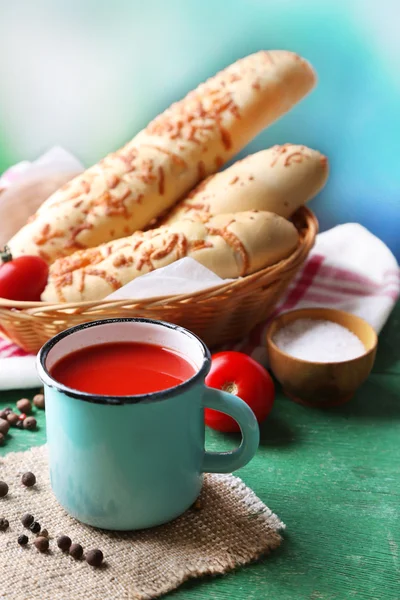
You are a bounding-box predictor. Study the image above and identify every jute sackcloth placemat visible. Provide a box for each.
[0,445,284,600]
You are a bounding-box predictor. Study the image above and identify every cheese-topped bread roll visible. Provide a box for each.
[164,144,328,224]
[41,211,298,302]
[48,144,326,280]
[9,50,315,263]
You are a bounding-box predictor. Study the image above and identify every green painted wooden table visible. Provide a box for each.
[1,303,399,600]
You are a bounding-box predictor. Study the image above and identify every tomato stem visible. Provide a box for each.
[0,246,13,264]
[222,381,238,396]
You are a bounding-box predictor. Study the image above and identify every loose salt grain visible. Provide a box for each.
[273,319,366,363]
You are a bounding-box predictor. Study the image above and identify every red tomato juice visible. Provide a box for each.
[50,342,196,396]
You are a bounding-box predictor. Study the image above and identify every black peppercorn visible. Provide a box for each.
[0,518,9,531]
[0,481,8,498]
[34,536,49,553]
[18,534,28,546]
[33,394,45,409]
[23,417,37,431]
[16,398,32,414]
[29,521,41,534]
[7,412,19,426]
[192,498,202,511]
[0,418,10,435]
[21,513,34,528]
[69,543,83,559]
[21,472,36,487]
[0,407,12,419]
[57,535,72,551]
[85,549,104,567]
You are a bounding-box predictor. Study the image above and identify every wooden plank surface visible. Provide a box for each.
[1,304,399,599]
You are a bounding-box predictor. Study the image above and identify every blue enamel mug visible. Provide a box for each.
[37,318,259,530]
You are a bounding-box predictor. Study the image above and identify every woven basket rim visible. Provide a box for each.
[0,207,318,313]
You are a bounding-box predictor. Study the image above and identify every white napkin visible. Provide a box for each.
[0,356,41,390]
[0,146,83,191]
[0,147,84,247]
[106,258,234,300]
[281,223,399,333]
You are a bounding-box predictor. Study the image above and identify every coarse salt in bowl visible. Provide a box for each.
[272,318,366,363]
[266,308,378,407]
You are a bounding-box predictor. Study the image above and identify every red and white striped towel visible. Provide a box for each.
[0,223,398,390]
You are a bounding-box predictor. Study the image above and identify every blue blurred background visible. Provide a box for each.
[0,0,399,257]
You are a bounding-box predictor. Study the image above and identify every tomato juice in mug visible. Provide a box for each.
[50,340,197,396]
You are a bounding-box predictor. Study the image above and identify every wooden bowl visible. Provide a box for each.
[266,308,378,407]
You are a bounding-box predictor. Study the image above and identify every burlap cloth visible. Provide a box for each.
[0,445,283,600]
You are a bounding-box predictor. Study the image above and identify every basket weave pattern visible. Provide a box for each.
[0,208,318,352]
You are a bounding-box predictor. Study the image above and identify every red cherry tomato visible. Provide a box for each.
[0,247,49,301]
[205,351,275,432]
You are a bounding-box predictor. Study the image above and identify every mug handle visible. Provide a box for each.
[202,387,260,474]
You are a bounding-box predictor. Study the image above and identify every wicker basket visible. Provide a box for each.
[0,207,318,352]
